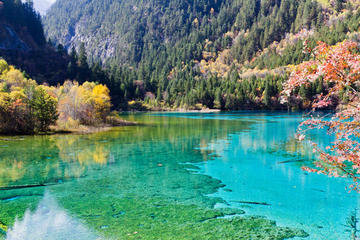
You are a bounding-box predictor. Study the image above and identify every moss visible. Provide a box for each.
[215,208,245,216]
[55,194,307,240]
[0,194,42,228]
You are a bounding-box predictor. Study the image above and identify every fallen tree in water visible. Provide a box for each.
[0,182,59,191]
[231,200,271,206]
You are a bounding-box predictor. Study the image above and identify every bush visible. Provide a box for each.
[0,60,58,133]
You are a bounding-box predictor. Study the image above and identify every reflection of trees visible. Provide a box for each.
[0,160,24,186]
[270,125,331,165]
[3,113,329,192]
[0,136,58,187]
[55,136,110,167]
[0,113,254,236]
[0,134,112,187]
[0,114,251,189]
[118,113,251,154]
[229,114,330,162]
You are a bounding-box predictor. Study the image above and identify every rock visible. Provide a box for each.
[0,25,30,51]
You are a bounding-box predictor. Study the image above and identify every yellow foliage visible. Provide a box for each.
[0,60,112,132]
[0,58,9,74]
[195,103,204,110]
[93,84,110,101]
[57,116,80,130]
[9,88,26,100]
[92,84,111,120]
[193,18,199,27]
[93,146,108,165]
[56,81,111,126]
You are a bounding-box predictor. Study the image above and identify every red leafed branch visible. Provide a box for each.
[282,40,360,191]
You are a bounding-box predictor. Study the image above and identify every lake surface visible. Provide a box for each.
[0,112,358,239]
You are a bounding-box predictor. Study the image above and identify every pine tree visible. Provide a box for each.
[77,42,90,83]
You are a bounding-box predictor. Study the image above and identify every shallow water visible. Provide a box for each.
[0,112,358,239]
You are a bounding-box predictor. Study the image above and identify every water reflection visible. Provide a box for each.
[0,114,251,188]
[6,192,101,240]
[0,134,113,187]
[0,113,252,238]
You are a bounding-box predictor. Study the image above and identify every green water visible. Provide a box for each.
[0,112,347,239]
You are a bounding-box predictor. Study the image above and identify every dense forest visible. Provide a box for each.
[1,0,360,111]
[42,0,360,110]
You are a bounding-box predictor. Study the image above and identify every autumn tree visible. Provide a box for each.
[0,59,58,133]
[281,40,360,190]
[56,81,111,127]
[92,84,111,121]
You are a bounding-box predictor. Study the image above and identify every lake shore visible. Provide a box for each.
[169,108,221,113]
[123,107,222,113]
[52,118,138,134]
[0,119,138,136]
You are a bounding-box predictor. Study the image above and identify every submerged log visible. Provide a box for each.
[311,188,325,193]
[0,194,43,201]
[277,159,304,164]
[231,200,271,206]
[0,182,58,191]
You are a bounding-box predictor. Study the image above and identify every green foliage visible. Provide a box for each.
[0,60,58,134]
[29,87,58,132]
[231,0,322,62]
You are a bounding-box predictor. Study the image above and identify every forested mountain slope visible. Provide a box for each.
[45,0,225,64]
[42,0,360,110]
[1,0,45,49]
[0,0,70,84]
[45,0,323,65]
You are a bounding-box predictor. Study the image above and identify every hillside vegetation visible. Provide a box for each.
[3,0,359,111]
[42,0,324,108]
[0,0,74,85]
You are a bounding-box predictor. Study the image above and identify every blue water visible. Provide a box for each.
[169,111,358,240]
[0,111,358,239]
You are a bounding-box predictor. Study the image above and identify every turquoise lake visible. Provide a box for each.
[0,112,358,239]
